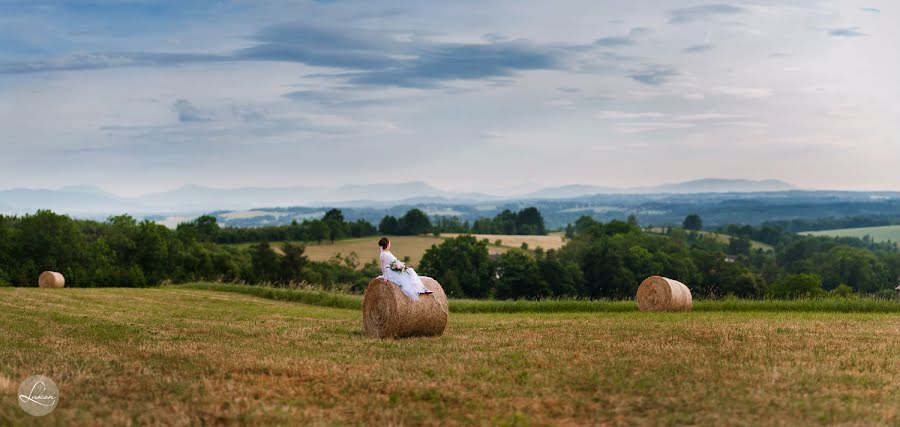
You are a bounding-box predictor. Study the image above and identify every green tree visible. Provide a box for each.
[683,214,703,231]
[280,243,310,283]
[830,283,854,298]
[493,210,518,234]
[15,210,90,286]
[495,249,547,299]
[195,215,220,242]
[810,246,885,293]
[626,214,639,227]
[398,209,431,235]
[379,215,399,235]
[564,223,575,239]
[323,208,345,223]
[419,235,493,298]
[308,220,330,244]
[515,207,546,235]
[767,273,824,299]
[349,219,376,238]
[250,242,279,283]
[727,237,752,256]
[537,250,583,297]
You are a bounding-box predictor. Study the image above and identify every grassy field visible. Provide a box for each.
[3,287,900,425]
[646,228,774,252]
[228,233,565,267]
[804,225,900,245]
[178,283,900,314]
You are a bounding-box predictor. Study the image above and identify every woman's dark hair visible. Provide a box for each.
[378,237,390,249]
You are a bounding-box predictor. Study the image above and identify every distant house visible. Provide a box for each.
[724,255,738,264]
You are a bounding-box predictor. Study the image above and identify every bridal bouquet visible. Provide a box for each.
[389,259,408,273]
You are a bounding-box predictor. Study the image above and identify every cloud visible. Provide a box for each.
[598,111,749,122]
[173,99,212,122]
[628,65,678,86]
[344,41,563,87]
[828,27,866,37]
[0,52,225,74]
[668,4,743,24]
[683,43,714,54]
[236,23,570,87]
[236,23,403,69]
[713,86,773,98]
[613,122,696,133]
[673,113,748,121]
[861,8,880,13]
[597,111,665,119]
[594,27,651,48]
[595,36,633,47]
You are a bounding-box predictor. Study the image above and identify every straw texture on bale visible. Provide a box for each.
[38,271,65,288]
[636,276,692,311]
[362,276,448,339]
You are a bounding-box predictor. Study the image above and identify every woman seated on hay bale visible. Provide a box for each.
[379,237,433,301]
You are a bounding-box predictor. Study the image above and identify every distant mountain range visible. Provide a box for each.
[0,178,798,217]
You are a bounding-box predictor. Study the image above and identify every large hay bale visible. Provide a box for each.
[38,271,65,289]
[636,276,692,311]
[362,276,448,339]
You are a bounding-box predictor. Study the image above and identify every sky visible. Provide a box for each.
[0,0,897,196]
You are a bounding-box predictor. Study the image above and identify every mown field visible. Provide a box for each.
[228,233,565,266]
[805,225,900,245]
[2,286,900,425]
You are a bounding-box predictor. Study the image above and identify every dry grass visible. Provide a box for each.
[234,235,448,266]
[442,232,566,251]
[233,233,552,267]
[2,287,900,425]
[303,235,447,266]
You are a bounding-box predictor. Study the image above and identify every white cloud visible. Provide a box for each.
[596,110,666,119]
[613,122,696,133]
[712,87,774,99]
[0,0,897,193]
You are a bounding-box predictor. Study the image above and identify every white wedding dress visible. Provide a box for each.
[380,249,429,301]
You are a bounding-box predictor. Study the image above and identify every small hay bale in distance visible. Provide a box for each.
[636,275,692,312]
[362,276,448,339]
[38,271,65,288]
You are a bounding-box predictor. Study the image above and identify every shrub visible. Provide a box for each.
[830,283,855,298]
[767,273,825,299]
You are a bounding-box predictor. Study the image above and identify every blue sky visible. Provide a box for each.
[0,0,897,195]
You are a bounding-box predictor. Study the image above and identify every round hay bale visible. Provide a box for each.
[636,276,692,312]
[362,276,448,339]
[38,271,65,289]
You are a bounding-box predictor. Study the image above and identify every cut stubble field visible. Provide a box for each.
[231,233,566,267]
[2,287,900,425]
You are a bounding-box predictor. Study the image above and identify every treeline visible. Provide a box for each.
[215,209,376,244]
[215,206,548,244]
[417,216,900,299]
[5,210,898,299]
[380,207,546,236]
[0,211,372,288]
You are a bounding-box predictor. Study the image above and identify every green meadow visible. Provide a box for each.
[805,225,900,245]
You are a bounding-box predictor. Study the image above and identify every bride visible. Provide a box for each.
[379,237,433,301]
